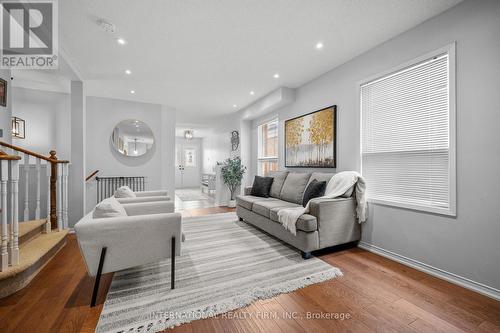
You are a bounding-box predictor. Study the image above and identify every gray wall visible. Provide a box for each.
[0,69,12,143]
[11,87,71,159]
[85,96,176,215]
[250,0,500,291]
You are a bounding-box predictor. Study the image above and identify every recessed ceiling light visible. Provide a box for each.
[316,42,324,49]
[130,90,135,94]
[117,38,126,45]
[125,69,131,75]
[233,104,237,108]
[273,73,280,79]
[250,91,255,95]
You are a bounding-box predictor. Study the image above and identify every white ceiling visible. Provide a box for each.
[59,0,461,122]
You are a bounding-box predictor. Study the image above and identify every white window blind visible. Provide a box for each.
[361,47,455,215]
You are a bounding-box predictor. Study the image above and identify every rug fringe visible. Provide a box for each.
[127,268,342,332]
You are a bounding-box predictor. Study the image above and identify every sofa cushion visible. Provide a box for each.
[269,208,318,232]
[252,199,299,219]
[114,186,136,198]
[302,179,327,207]
[250,175,274,197]
[236,195,274,210]
[280,172,311,204]
[306,172,335,188]
[268,171,289,198]
[306,172,354,197]
[93,197,127,218]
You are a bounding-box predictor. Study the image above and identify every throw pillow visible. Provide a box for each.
[114,185,136,198]
[302,179,327,207]
[250,176,274,198]
[93,197,128,218]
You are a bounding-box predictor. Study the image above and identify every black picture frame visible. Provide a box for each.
[284,105,337,168]
[0,78,6,107]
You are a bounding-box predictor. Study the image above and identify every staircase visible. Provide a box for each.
[0,219,68,298]
[0,142,70,298]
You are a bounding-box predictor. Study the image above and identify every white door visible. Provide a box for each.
[175,140,201,189]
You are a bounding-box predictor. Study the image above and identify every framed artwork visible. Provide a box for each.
[285,105,336,168]
[0,78,6,107]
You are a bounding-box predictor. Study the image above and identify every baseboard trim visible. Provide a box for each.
[358,241,500,301]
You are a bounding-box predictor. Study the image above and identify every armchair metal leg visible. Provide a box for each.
[171,237,175,289]
[91,247,107,307]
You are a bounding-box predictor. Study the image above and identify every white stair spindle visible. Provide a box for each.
[35,158,41,219]
[56,163,63,231]
[63,164,69,229]
[9,159,19,265]
[0,160,9,271]
[45,162,51,233]
[23,154,29,221]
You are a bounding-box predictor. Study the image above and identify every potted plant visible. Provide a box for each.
[221,157,246,207]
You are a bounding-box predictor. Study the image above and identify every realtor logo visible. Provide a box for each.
[0,0,58,69]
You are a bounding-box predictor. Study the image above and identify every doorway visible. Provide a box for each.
[174,135,216,210]
[175,137,201,189]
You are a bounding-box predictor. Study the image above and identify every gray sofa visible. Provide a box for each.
[236,171,360,259]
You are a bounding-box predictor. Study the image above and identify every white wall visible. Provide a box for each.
[201,112,242,174]
[85,96,175,212]
[202,132,230,174]
[70,81,86,226]
[11,87,70,159]
[161,106,176,199]
[248,0,500,294]
[0,70,12,143]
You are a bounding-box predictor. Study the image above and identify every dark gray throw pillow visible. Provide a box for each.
[302,179,327,207]
[250,176,274,198]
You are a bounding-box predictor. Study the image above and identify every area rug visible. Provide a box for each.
[95,212,342,333]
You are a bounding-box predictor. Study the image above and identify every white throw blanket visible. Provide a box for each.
[277,171,367,235]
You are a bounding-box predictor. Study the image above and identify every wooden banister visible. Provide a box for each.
[85,170,99,182]
[0,141,51,162]
[0,142,70,230]
[49,151,58,229]
[0,141,69,164]
[0,151,21,160]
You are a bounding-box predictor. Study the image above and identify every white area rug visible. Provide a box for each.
[96,212,342,333]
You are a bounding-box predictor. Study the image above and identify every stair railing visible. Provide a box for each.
[0,142,70,271]
[0,151,20,271]
[95,176,146,203]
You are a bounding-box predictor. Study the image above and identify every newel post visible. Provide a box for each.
[49,150,58,230]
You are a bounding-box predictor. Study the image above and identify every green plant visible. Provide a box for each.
[221,157,246,200]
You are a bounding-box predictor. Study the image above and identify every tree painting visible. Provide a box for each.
[285,116,304,164]
[285,106,336,167]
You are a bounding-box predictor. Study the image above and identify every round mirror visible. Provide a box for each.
[110,120,154,157]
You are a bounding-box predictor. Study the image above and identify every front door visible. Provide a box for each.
[175,141,201,189]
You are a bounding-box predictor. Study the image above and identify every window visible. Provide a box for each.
[360,44,456,215]
[184,148,196,167]
[258,118,278,176]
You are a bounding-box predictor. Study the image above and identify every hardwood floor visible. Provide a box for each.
[1,207,499,333]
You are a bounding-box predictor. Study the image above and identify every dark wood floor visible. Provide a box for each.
[1,207,499,333]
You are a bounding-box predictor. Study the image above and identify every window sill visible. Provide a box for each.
[368,198,456,217]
